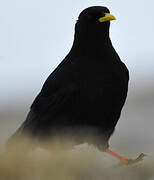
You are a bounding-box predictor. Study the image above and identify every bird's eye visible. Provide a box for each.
[87,13,99,21]
[89,12,106,21]
[87,14,92,20]
[98,13,106,18]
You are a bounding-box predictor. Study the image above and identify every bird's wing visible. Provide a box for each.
[31,56,80,114]
[12,57,81,136]
[31,82,79,114]
[11,81,79,138]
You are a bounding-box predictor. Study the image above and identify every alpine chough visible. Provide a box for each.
[9,6,144,164]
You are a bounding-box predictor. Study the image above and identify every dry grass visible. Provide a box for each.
[0,137,154,180]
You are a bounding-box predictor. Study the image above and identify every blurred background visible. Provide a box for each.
[0,0,154,157]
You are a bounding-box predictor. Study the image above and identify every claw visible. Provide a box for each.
[122,153,147,165]
[106,149,147,166]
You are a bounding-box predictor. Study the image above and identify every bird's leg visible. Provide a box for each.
[106,148,146,165]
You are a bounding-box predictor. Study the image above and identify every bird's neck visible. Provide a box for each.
[69,22,112,57]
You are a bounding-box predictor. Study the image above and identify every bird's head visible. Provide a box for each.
[78,6,116,26]
[72,6,116,56]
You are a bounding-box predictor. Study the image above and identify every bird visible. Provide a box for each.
[8,6,144,164]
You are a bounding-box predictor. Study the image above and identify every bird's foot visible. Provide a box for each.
[119,153,146,165]
[106,149,146,166]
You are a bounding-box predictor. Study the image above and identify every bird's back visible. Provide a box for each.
[11,50,128,149]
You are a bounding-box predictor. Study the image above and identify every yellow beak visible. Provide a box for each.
[98,13,116,23]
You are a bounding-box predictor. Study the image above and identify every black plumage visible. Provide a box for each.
[11,6,129,151]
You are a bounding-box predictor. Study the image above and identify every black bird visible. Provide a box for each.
[9,6,144,163]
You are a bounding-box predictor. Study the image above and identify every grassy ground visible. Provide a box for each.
[0,138,154,180]
[0,89,154,179]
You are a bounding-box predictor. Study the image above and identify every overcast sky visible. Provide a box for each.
[0,0,154,106]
